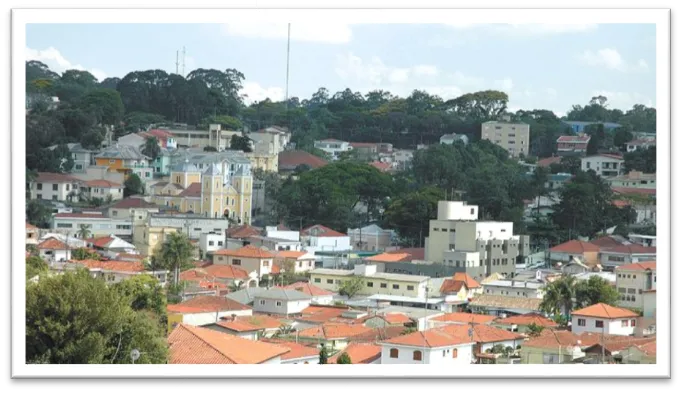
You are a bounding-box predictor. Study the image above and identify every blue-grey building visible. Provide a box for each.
[562,121,621,133]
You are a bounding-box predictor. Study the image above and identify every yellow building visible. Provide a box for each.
[245,152,279,172]
[132,225,178,257]
[309,265,429,298]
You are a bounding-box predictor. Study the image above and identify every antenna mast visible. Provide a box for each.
[181,46,186,77]
[175,50,180,75]
[285,23,291,108]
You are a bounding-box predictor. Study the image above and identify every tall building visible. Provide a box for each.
[425,201,529,280]
[480,120,530,157]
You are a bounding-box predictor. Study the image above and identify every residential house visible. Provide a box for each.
[199,232,226,255]
[379,326,475,364]
[480,119,530,157]
[297,323,373,351]
[225,287,270,306]
[364,252,414,273]
[582,337,657,364]
[616,261,656,310]
[349,142,379,161]
[26,222,39,245]
[363,313,413,329]
[468,294,543,317]
[443,324,525,363]
[562,121,621,133]
[205,314,288,340]
[309,265,430,298]
[329,343,382,364]
[628,234,656,248]
[608,171,656,190]
[548,240,601,266]
[599,244,656,269]
[347,224,396,252]
[167,324,289,364]
[571,303,640,336]
[493,313,559,333]
[481,279,545,299]
[46,143,94,173]
[252,288,312,316]
[145,213,231,241]
[440,133,469,146]
[561,257,591,274]
[556,135,591,157]
[281,282,334,305]
[29,172,81,202]
[202,264,257,287]
[166,296,253,332]
[132,225,178,257]
[313,139,352,160]
[292,305,356,329]
[277,150,328,175]
[37,238,71,262]
[79,179,124,202]
[212,245,275,279]
[94,144,154,186]
[619,340,656,364]
[146,129,178,150]
[162,124,241,151]
[437,272,483,302]
[116,132,146,149]
[177,269,228,294]
[63,259,168,287]
[428,312,497,329]
[108,197,160,224]
[581,154,625,177]
[626,139,656,153]
[245,235,302,252]
[86,235,136,254]
[151,148,173,176]
[263,339,320,364]
[520,329,586,364]
[249,126,291,155]
[300,224,351,254]
[275,250,316,274]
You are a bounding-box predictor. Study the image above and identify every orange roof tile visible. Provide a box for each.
[298,323,373,340]
[216,320,264,332]
[202,264,249,279]
[226,225,262,239]
[616,261,656,271]
[167,295,251,314]
[261,339,319,361]
[590,236,625,248]
[601,244,656,254]
[168,324,289,364]
[297,305,351,324]
[441,324,525,344]
[86,236,115,248]
[213,245,275,258]
[633,340,657,357]
[37,238,69,250]
[276,250,310,259]
[26,222,38,230]
[349,326,407,343]
[270,265,282,274]
[386,248,424,260]
[35,172,80,183]
[329,343,381,364]
[495,313,559,328]
[179,268,215,282]
[522,329,580,349]
[550,240,600,253]
[71,259,146,273]
[232,315,286,330]
[585,337,656,354]
[452,272,481,288]
[431,312,497,325]
[300,224,346,238]
[571,303,639,319]
[177,182,202,198]
[381,313,412,324]
[382,327,474,348]
[365,252,412,263]
[84,179,121,188]
[282,282,333,296]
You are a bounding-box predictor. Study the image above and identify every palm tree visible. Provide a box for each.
[273,324,295,338]
[540,275,577,321]
[228,280,245,293]
[77,224,91,239]
[157,232,193,285]
[142,136,161,160]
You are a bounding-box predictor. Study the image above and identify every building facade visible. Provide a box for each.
[581,154,625,178]
[480,121,530,157]
[615,262,656,310]
[313,139,352,160]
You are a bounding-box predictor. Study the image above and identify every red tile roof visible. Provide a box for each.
[26,222,38,230]
[381,313,412,324]
[612,187,656,196]
[297,305,352,324]
[382,327,474,348]
[601,244,656,254]
[178,182,202,198]
[83,179,121,188]
[213,245,275,258]
[167,295,251,314]
[35,172,80,183]
[110,197,158,209]
[202,264,249,280]
[590,236,626,248]
[633,340,657,357]
[349,326,407,343]
[226,225,262,239]
[298,323,373,340]
[281,282,333,296]
[442,324,525,344]
[522,329,581,349]
[557,135,591,142]
[616,261,656,271]
[278,150,328,170]
[87,236,115,248]
[387,248,425,260]
[276,250,311,259]
[571,303,639,319]
[168,324,289,364]
[147,129,175,139]
[495,313,559,328]
[550,240,600,253]
[300,224,346,237]
[71,259,145,273]
[261,339,319,361]
[612,200,631,208]
[329,343,381,364]
[37,238,69,250]
[365,252,412,263]
[224,315,285,330]
[537,156,562,167]
[369,161,392,172]
[431,312,497,325]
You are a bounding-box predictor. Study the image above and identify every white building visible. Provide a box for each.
[264,225,300,242]
[313,139,352,160]
[607,171,656,190]
[246,235,302,252]
[79,179,124,201]
[148,214,231,241]
[380,328,475,365]
[347,224,397,252]
[51,212,134,237]
[167,296,254,327]
[300,224,351,254]
[37,238,71,262]
[626,139,656,153]
[599,244,657,269]
[481,279,544,299]
[571,303,640,336]
[615,261,656,310]
[580,154,625,177]
[628,234,656,248]
[29,172,82,202]
[199,232,226,255]
[252,288,312,316]
[249,126,291,155]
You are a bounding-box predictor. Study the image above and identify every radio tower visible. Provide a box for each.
[181,46,186,77]
[175,50,180,75]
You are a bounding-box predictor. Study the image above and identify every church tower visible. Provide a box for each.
[201,163,224,218]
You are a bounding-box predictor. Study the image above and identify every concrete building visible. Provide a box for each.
[252,288,312,316]
[199,232,226,255]
[29,172,82,202]
[264,225,300,242]
[248,126,290,155]
[581,154,625,178]
[599,244,657,270]
[439,133,469,146]
[132,225,178,257]
[300,224,351,255]
[571,303,640,336]
[46,143,94,173]
[79,179,124,202]
[309,264,430,298]
[627,234,656,248]
[615,261,656,310]
[481,279,545,299]
[94,144,155,187]
[556,135,591,157]
[108,197,160,226]
[425,201,529,279]
[245,235,302,252]
[51,212,134,238]
[480,120,530,157]
[347,224,397,252]
[380,327,475,365]
[162,124,241,151]
[211,245,276,279]
[608,171,656,190]
[147,213,230,240]
[313,139,352,160]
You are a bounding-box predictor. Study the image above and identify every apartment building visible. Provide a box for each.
[480,120,530,157]
[313,139,352,160]
[309,264,430,298]
[581,154,625,178]
[211,245,276,279]
[615,261,656,310]
[29,172,82,202]
[51,212,134,237]
[556,135,591,157]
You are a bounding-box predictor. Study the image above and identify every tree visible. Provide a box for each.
[112,275,167,325]
[624,146,656,173]
[142,136,161,160]
[81,128,105,150]
[400,327,417,336]
[273,324,295,338]
[26,269,168,364]
[26,199,52,228]
[156,232,194,285]
[383,186,444,246]
[123,174,145,197]
[78,88,125,125]
[338,276,365,299]
[613,127,634,151]
[336,352,352,364]
[71,247,100,261]
[228,280,245,293]
[540,275,577,319]
[319,346,329,364]
[526,323,545,338]
[26,255,48,280]
[229,134,253,152]
[574,276,620,309]
[77,224,92,239]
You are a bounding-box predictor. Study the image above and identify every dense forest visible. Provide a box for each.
[25,61,656,246]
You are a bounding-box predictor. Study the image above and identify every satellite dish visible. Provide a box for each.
[130,349,141,362]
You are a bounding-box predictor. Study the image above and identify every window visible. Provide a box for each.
[314,278,321,283]
[209,241,214,246]
[390,348,399,358]
[232,259,242,266]
[263,261,269,267]
[57,223,73,228]
[218,241,223,246]
[639,289,643,294]
[578,318,586,326]
[595,320,604,328]
[433,228,439,232]
[276,301,282,307]
[631,319,636,327]
[452,349,458,359]
[259,300,266,306]
[628,288,636,294]
[380,283,387,288]
[392,284,399,289]
[633,275,637,279]
[327,279,334,284]
[543,354,559,364]
[109,160,116,164]
[407,285,414,291]
[622,320,628,327]
[37,183,43,190]
[412,351,422,361]
[618,288,626,293]
[631,295,636,302]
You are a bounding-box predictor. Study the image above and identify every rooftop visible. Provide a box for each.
[469,294,543,313]
[298,323,373,340]
[167,295,251,314]
[365,252,412,263]
[381,327,474,348]
[213,245,275,259]
[226,224,262,239]
[430,312,497,325]
[95,144,149,160]
[278,150,328,170]
[329,343,382,364]
[110,197,159,209]
[34,172,80,184]
[550,240,601,254]
[494,313,559,327]
[616,261,656,271]
[571,303,639,319]
[300,224,347,238]
[281,282,334,297]
[254,288,313,301]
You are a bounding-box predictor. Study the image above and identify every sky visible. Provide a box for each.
[25,23,656,116]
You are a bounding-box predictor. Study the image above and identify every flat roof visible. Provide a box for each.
[366,294,443,305]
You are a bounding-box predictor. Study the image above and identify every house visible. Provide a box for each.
[205,314,288,340]
[278,150,328,175]
[519,329,585,364]
[615,261,656,310]
[548,240,601,266]
[493,313,558,333]
[363,313,413,329]
[211,245,276,278]
[245,235,302,252]
[177,269,228,294]
[626,139,656,153]
[26,222,39,245]
[46,143,94,173]
[443,324,525,363]
[166,296,253,332]
[300,224,351,254]
[329,342,382,364]
[363,252,413,272]
[167,324,289,364]
[369,161,392,173]
[63,259,168,287]
[108,197,160,223]
[86,235,136,256]
[481,120,530,157]
[37,238,71,262]
[468,294,543,317]
[297,323,374,351]
[313,139,352,160]
[309,265,430,298]
[428,312,497,329]
[252,288,312,316]
[347,224,397,252]
[582,337,657,364]
[281,282,334,305]
[618,340,657,364]
[201,264,256,287]
[348,142,379,160]
[379,326,475,364]
[561,257,591,274]
[437,272,483,301]
[227,224,263,243]
[571,303,640,336]
[29,172,81,202]
[275,250,316,274]
[481,279,545,299]
[151,148,173,176]
[225,287,270,306]
[146,129,178,150]
[94,144,154,185]
[440,133,469,146]
[607,171,656,190]
[79,179,124,201]
[556,135,591,157]
[580,154,625,177]
[132,225,178,257]
[198,232,226,255]
[599,244,656,269]
[262,339,320,364]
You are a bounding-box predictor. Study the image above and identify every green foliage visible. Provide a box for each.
[400,328,417,336]
[613,127,634,151]
[112,275,167,325]
[230,134,253,152]
[338,276,366,299]
[78,88,125,125]
[336,352,352,364]
[26,256,48,280]
[540,275,577,319]
[574,276,620,309]
[526,323,545,338]
[71,247,100,261]
[123,174,145,197]
[201,115,243,130]
[77,224,92,239]
[26,199,52,228]
[156,232,194,285]
[203,146,217,152]
[624,146,656,173]
[319,346,329,364]
[383,186,444,246]
[26,270,168,364]
[142,137,162,160]
[228,280,245,293]
[120,111,167,136]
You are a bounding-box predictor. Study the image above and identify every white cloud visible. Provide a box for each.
[220,23,352,44]
[412,64,439,77]
[388,68,411,84]
[444,23,597,36]
[579,48,648,73]
[26,46,107,81]
[448,71,484,88]
[240,82,285,104]
[495,78,514,92]
[590,90,655,110]
[335,52,442,87]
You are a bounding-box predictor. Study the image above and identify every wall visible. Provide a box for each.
[571,316,636,336]
[39,248,71,262]
[304,236,352,254]
[149,215,230,240]
[480,122,530,157]
[642,291,656,318]
[601,252,657,269]
[380,344,473,365]
[309,273,428,297]
[616,268,656,309]
[52,216,134,237]
[31,181,78,202]
[174,309,253,327]
[520,346,580,364]
[580,156,624,177]
[132,225,178,257]
[481,283,543,298]
[212,254,272,277]
[265,227,300,242]
[253,298,311,315]
[199,233,226,254]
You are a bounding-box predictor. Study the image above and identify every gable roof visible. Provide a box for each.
[536,156,562,167]
[83,179,121,188]
[167,295,251,314]
[469,294,543,312]
[300,224,346,237]
[381,327,474,348]
[442,323,525,344]
[278,150,328,170]
[329,343,381,364]
[35,172,80,184]
[365,252,412,263]
[226,225,262,239]
[168,324,289,364]
[70,259,146,273]
[281,282,334,296]
[276,250,312,259]
[495,313,559,328]
[213,245,275,259]
[550,240,600,253]
[202,264,250,279]
[298,323,373,340]
[37,238,69,250]
[380,313,412,324]
[177,182,202,198]
[571,303,639,319]
[440,272,481,294]
[601,244,656,255]
[369,161,392,172]
[297,305,352,324]
[522,329,581,350]
[386,248,425,261]
[430,312,497,325]
[254,288,312,301]
[616,261,656,271]
[590,235,627,248]
[110,197,158,209]
[261,339,319,361]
